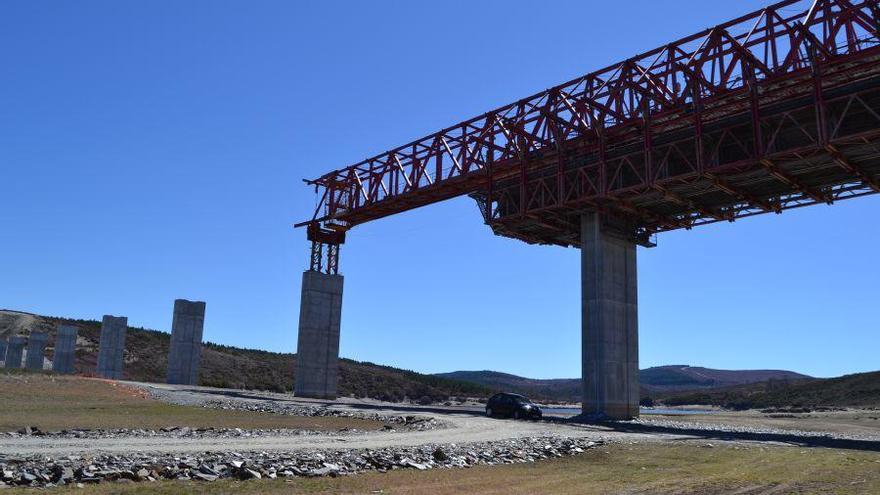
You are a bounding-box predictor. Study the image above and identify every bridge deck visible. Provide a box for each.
[486,53,880,247]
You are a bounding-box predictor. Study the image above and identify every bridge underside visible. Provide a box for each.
[480,56,880,248]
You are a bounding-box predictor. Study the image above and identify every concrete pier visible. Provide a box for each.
[25,332,48,371]
[52,325,79,374]
[166,299,206,385]
[5,336,26,369]
[295,270,343,399]
[96,315,128,379]
[581,213,640,420]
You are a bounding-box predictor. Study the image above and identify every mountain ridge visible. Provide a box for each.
[436,366,812,402]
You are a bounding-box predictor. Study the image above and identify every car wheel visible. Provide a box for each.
[486,407,493,417]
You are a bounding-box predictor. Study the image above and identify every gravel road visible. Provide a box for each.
[0,382,660,456]
[4,382,877,458]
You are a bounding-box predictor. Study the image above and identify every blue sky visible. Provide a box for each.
[2,0,877,379]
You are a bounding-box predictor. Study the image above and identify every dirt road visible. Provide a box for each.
[0,382,662,456]
[3,382,877,457]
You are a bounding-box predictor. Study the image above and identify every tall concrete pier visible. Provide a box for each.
[53,325,78,374]
[581,213,640,420]
[97,315,128,379]
[5,336,26,369]
[166,299,206,385]
[25,332,48,371]
[295,270,343,399]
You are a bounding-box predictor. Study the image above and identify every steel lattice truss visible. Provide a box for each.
[299,0,880,249]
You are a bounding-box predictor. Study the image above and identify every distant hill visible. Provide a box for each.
[640,365,810,392]
[659,370,880,409]
[436,366,812,403]
[0,310,491,403]
[436,371,582,402]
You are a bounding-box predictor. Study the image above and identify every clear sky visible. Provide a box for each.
[2,0,877,379]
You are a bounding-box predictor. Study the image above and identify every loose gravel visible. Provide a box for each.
[0,437,603,488]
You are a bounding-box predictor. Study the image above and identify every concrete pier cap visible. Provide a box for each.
[581,212,640,420]
[166,299,206,386]
[97,315,128,379]
[295,270,343,400]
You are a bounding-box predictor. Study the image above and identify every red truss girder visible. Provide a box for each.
[298,0,880,240]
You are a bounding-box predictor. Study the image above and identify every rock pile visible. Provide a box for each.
[0,437,602,488]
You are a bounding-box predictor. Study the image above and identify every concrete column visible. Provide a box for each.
[25,332,48,371]
[96,315,128,379]
[166,299,206,385]
[295,270,343,399]
[4,336,25,369]
[581,213,640,420]
[52,325,79,374]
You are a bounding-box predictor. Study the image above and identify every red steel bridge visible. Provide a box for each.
[298,0,880,272]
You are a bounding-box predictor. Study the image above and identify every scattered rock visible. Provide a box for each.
[0,437,602,487]
[432,447,448,461]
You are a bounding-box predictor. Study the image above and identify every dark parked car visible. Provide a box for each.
[485,393,542,420]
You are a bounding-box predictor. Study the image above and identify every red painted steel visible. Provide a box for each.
[299,0,880,251]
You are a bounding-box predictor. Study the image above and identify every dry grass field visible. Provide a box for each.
[4,443,878,494]
[0,372,383,432]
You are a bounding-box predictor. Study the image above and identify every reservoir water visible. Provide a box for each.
[543,407,713,417]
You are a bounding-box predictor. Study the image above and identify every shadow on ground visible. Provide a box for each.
[570,417,880,452]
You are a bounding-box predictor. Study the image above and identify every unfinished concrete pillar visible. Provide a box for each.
[25,332,48,371]
[581,213,639,420]
[295,270,343,399]
[4,336,25,369]
[166,299,206,385]
[52,325,79,374]
[97,315,128,379]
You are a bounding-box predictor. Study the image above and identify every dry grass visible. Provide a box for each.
[0,372,383,432]
[6,443,880,494]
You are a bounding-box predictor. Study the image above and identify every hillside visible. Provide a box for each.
[0,310,490,403]
[6,309,869,410]
[437,366,811,403]
[640,365,810,392]
[659,370,880,409]
[436,371,582,402]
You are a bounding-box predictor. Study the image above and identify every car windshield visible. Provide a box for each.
[513,396,533,405]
